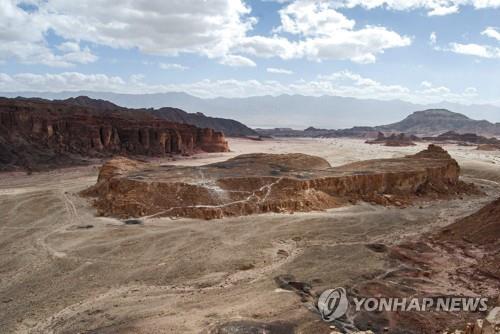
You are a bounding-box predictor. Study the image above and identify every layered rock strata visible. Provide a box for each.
[83,145,477,219]
[0,97,229,170]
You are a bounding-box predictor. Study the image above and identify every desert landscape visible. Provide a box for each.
[3,1,500,333]
[1,136,499,333]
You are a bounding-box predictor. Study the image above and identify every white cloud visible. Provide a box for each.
[238,1,411,63]
[0,71,481,105]
[0,1,97,67]
[0,72,127,92]
[482,27,500,41]
[428,5,460,16]
[159,63,189,71]
[437,26,500,59]
[449,42,500,58]
[218,55,257,67]
[0,0,411,67]
[464,87,478,96]
[421,81,433,88]
[267,67,294,74]
[43,0,255,59]
[301,26,411,63]
[337,0,500,16]
[237,36,301,59]
[0,0,255,67]
[277,0,355,36]
[429,32,437,45]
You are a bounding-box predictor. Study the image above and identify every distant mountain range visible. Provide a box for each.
[2,91,500,129]
[257,109,500,137]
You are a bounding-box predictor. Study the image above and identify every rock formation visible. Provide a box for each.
[0,97,229,171]
[437,197,500,281]
[255,126,380,139]
[347,197,500,333]
[477,144,500,151]
[423,131,500,145]
[378,109,500,136]
[256,109,500,139]
[63,96,258,137]
[83,145,477,220]
[366,132,419,146]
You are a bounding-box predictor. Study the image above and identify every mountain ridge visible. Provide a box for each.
[0,96,229,171]
[53,95,258,137]
[257,108,500,137]
[376,109,500,136]
[2,91,500,129]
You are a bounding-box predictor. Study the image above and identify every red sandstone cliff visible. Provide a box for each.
[0,97,229,170]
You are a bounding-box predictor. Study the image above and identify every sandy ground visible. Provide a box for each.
[0,138,499,334]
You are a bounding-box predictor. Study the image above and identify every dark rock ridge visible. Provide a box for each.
[254,126,379,138]
[423,131,500,145]
[0,97,229,171]
[149,108,258,137]
[255,109,500,138]
[83,145,478,220]
[366,132,419,146]
[60,96,258,137]
[378,109,500,136]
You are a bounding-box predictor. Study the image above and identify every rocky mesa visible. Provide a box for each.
[0,97,229,171]
[83,145,477,220]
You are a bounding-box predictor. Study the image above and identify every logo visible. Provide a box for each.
[317,287,349,321]
[316,287,489,324]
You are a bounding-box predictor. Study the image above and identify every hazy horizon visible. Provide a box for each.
[2,90,500,129]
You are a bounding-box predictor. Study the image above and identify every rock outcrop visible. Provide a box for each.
[0,97,229,171]
[477,144,500,151]
[254,126,380,139]
[423,131,500,145]
[83,145,477,219]
[378,109,500,136]
[437,197,500,280]
[347,197,500,333]
[366,132,419,146]
[256,110,500,139]
[63,96,258,137]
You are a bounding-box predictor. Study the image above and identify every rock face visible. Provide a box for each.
[366,132,418,146]
[0,97,229,171]
[63,96,258,137]
[149,108,258,137]
[438,197,500,280]
[83,145,476,220]
[441,197,500,245]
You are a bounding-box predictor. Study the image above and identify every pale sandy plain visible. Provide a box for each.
[1,138,499,334]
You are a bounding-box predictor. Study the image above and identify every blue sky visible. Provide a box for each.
[1,0,500,105]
